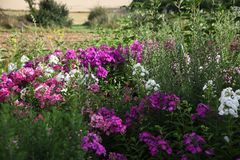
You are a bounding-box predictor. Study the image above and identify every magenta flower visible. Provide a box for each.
[0,88,10,102]
[130,40,143,63]
[164,39,176,50]
[97,66,108,78]
[90,107,126,135]
[191,103,210,121]
[81,132,106,156]
[108,152,128,160]
[147,91,180,112]
[183,132,206,154]
[66,49,77,59]
[139,132,172,156]
[89,83,100,93]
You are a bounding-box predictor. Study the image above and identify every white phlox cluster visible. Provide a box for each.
[132,63,149,77]
[218,87,240,118]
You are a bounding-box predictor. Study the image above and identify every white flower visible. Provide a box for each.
[64,73,70,82]
[145,79,160,92]
[224,136,230,143]
[132,63,149,78]
[44,67,54,77]
[218,87,239,118]
[8,63,17,72]
[49,55,59,64]
[203,80,214,91]
[56,72,65,82]
[20,55,30,63]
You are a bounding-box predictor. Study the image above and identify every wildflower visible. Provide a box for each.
[8,63,17,73]
[89,83,100,93]
[97,66,108,78]
[125,103,144,126]
[139,132,172,156]
[130,40,143,63]
[48,55,59,64]
[183,132,206,154]
[132,63,149,77]
[191,103,210,121]
[66,49,77,59]
[145,79,160,92]
[164,39,176,50]
[205,148,215,156]
[147,91,180,112]
[224,136,230,143]
[0,88,10,102]
[218,87,239,118]
[108,152,128,160]
[203,80,213,91]
[90,107,126,135]
[81,132,106,156]
[44,67,55,77]
[20,55,30,64]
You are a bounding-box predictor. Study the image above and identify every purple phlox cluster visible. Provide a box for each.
[130,40,143,63]
[191,103,210,121]
[183,132,206,154]
[230,38,239,52]
[125,102,144,126]
[97,66,108,78]
[147,91,180,112]
[164,39,176,50]
[108,152,128,160]
[81,132,106,156]
[139,132,172,156]
[89,83,100,93]
[65,49,77,60]
[90,107,126,135]
[34,78,64,108]
[0,66,43,102]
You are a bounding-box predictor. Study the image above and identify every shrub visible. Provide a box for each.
[88,7,109,27]
[26,0,72,27]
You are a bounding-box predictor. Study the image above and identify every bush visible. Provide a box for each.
[26,0,72,27]
[88,7,109,27]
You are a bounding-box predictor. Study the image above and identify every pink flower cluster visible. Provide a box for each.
[90,107,126,135]
[191,103,210,121]
[81,132,106,156]
[147,91,180,112]
[34,78,64,108]
[183,132,206,154]
[139,132,172,156]
[108,152,128,160]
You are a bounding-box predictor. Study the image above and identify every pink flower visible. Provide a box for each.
[97,66,108,78]
[89,83,100,93]
[0,88,10,102]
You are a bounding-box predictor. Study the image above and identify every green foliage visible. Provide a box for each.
[0,104,86,160]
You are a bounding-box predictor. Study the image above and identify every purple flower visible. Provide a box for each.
[130,40,143,63]
[204,148,215,156]
[108,152,128,160]
[81,132,106,156]
[139,132,172,156]
[89,83,100,93]
[183,132,206,154]
[147,91,180,112]
[191,103,210,121]
[164,39,176,50]
[125,103,144,126]
[90,107,126,135]
[66,49,77,59]
[97,66,108,78]
[0,88,10,102]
